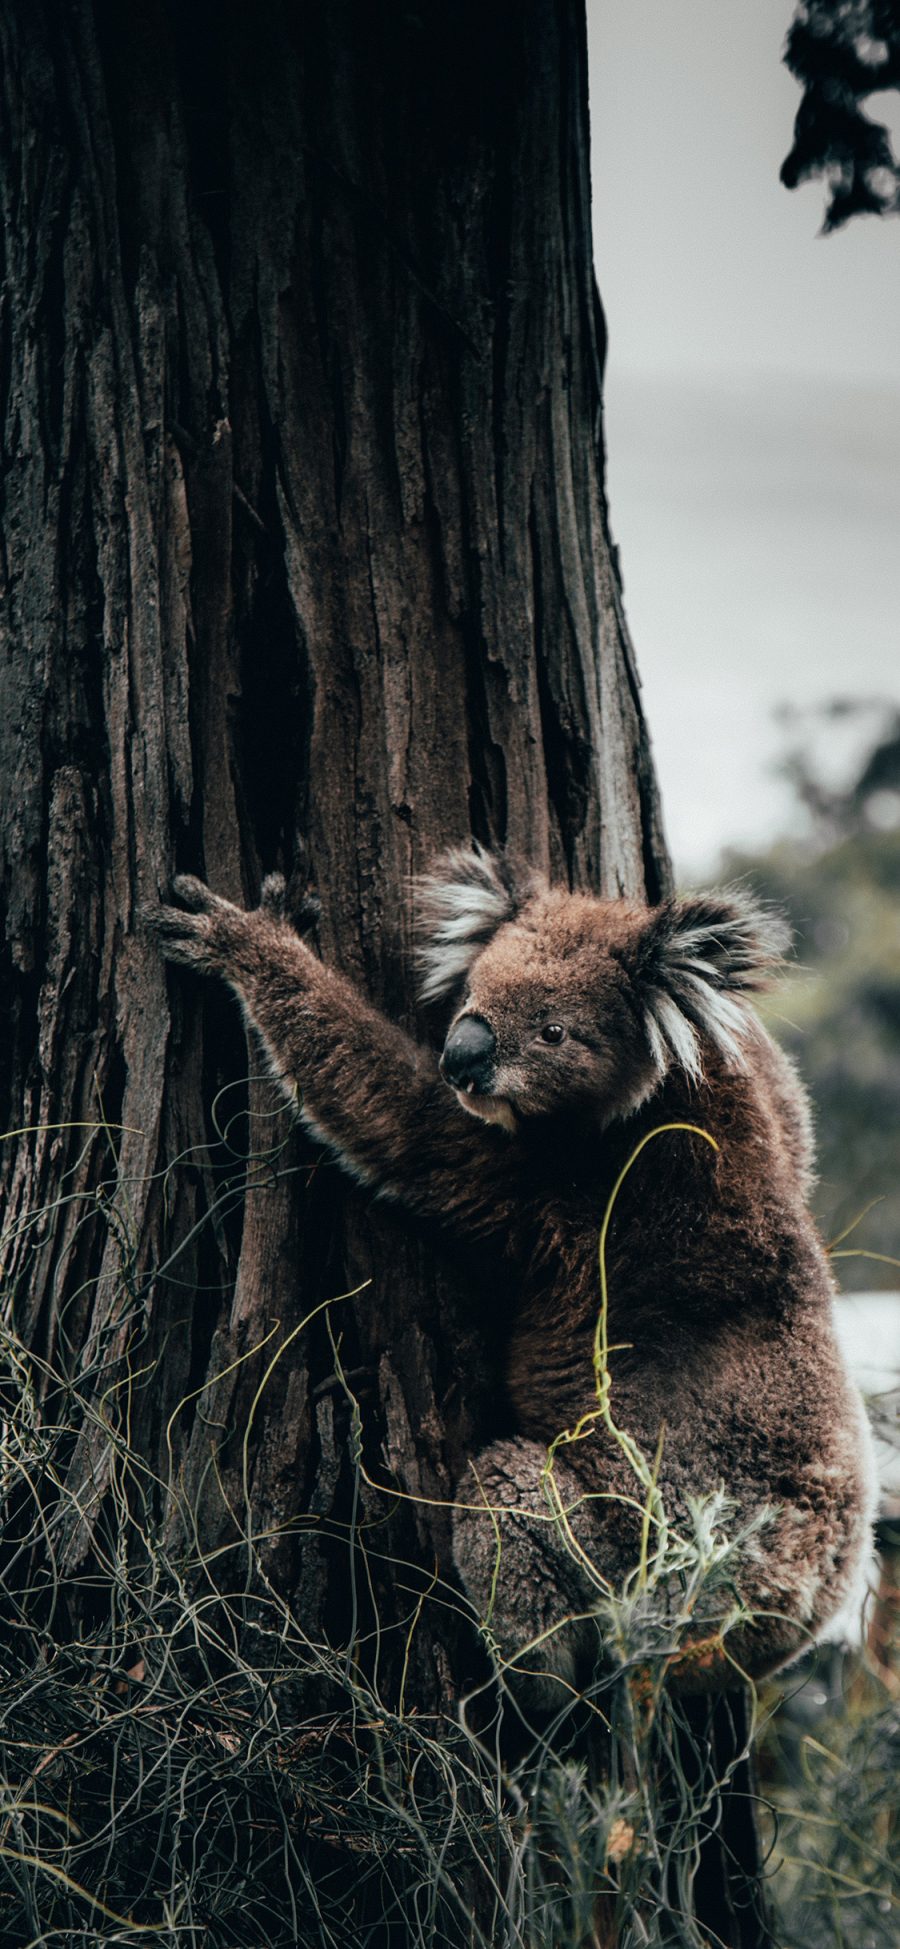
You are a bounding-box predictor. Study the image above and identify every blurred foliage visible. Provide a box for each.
[781,0,900,229]
[762,1634,900,1948]
[721,714,900,1291]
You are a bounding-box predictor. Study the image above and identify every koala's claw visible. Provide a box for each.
[260,870,320,937]
[295,891,321,934]
[148,875,241,975]
[150,903,215,970]
[260,872,287,918]
[170,873,222,914]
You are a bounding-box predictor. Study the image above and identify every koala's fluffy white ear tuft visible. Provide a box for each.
[415,844,536,1005]
[636,888,791,1079]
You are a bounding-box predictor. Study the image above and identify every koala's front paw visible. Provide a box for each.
[150,876,250,979]
[260,872,287,920]
[260,869,321,936]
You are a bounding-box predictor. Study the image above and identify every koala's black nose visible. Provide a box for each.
[440,1016,496,1093]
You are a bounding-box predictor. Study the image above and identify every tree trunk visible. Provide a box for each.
[0,3,765,1943]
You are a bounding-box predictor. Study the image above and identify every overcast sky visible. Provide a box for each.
[586,0,900,877]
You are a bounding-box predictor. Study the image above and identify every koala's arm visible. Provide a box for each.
[152,874,514,1235]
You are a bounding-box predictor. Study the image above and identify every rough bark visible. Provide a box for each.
[1,0,665,1641]
[0,3,767,1943]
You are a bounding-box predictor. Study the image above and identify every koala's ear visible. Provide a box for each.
[632,888,791,1079]
[415,844,537,1004]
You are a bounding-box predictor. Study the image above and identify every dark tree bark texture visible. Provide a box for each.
[1,0,666,1647]
[0,4,768,1944]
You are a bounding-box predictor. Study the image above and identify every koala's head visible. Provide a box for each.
[416,845,788,1132]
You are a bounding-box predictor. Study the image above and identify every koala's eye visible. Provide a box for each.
[540,1022,566,1045]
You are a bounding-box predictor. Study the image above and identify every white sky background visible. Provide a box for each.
[586,0,900,879]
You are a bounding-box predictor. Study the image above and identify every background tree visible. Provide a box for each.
[782,0,900,228]
[0,3,773,1944]
[741,713,900,1945]
[722,710,900,1287]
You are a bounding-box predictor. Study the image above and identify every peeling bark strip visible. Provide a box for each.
[0,2,773,1942]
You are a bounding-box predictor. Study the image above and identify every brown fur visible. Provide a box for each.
[153,854,876,1696]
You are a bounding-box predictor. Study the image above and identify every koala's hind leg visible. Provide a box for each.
[453,1438,609,1705]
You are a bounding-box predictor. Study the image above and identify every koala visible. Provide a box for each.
[153,848,876,1696]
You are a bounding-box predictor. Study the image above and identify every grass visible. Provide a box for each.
[0,1116,898,1945]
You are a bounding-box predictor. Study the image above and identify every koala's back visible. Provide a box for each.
[486,1034,876,1681]
[745,1020,817,1197]
[605,1298,874,1669]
